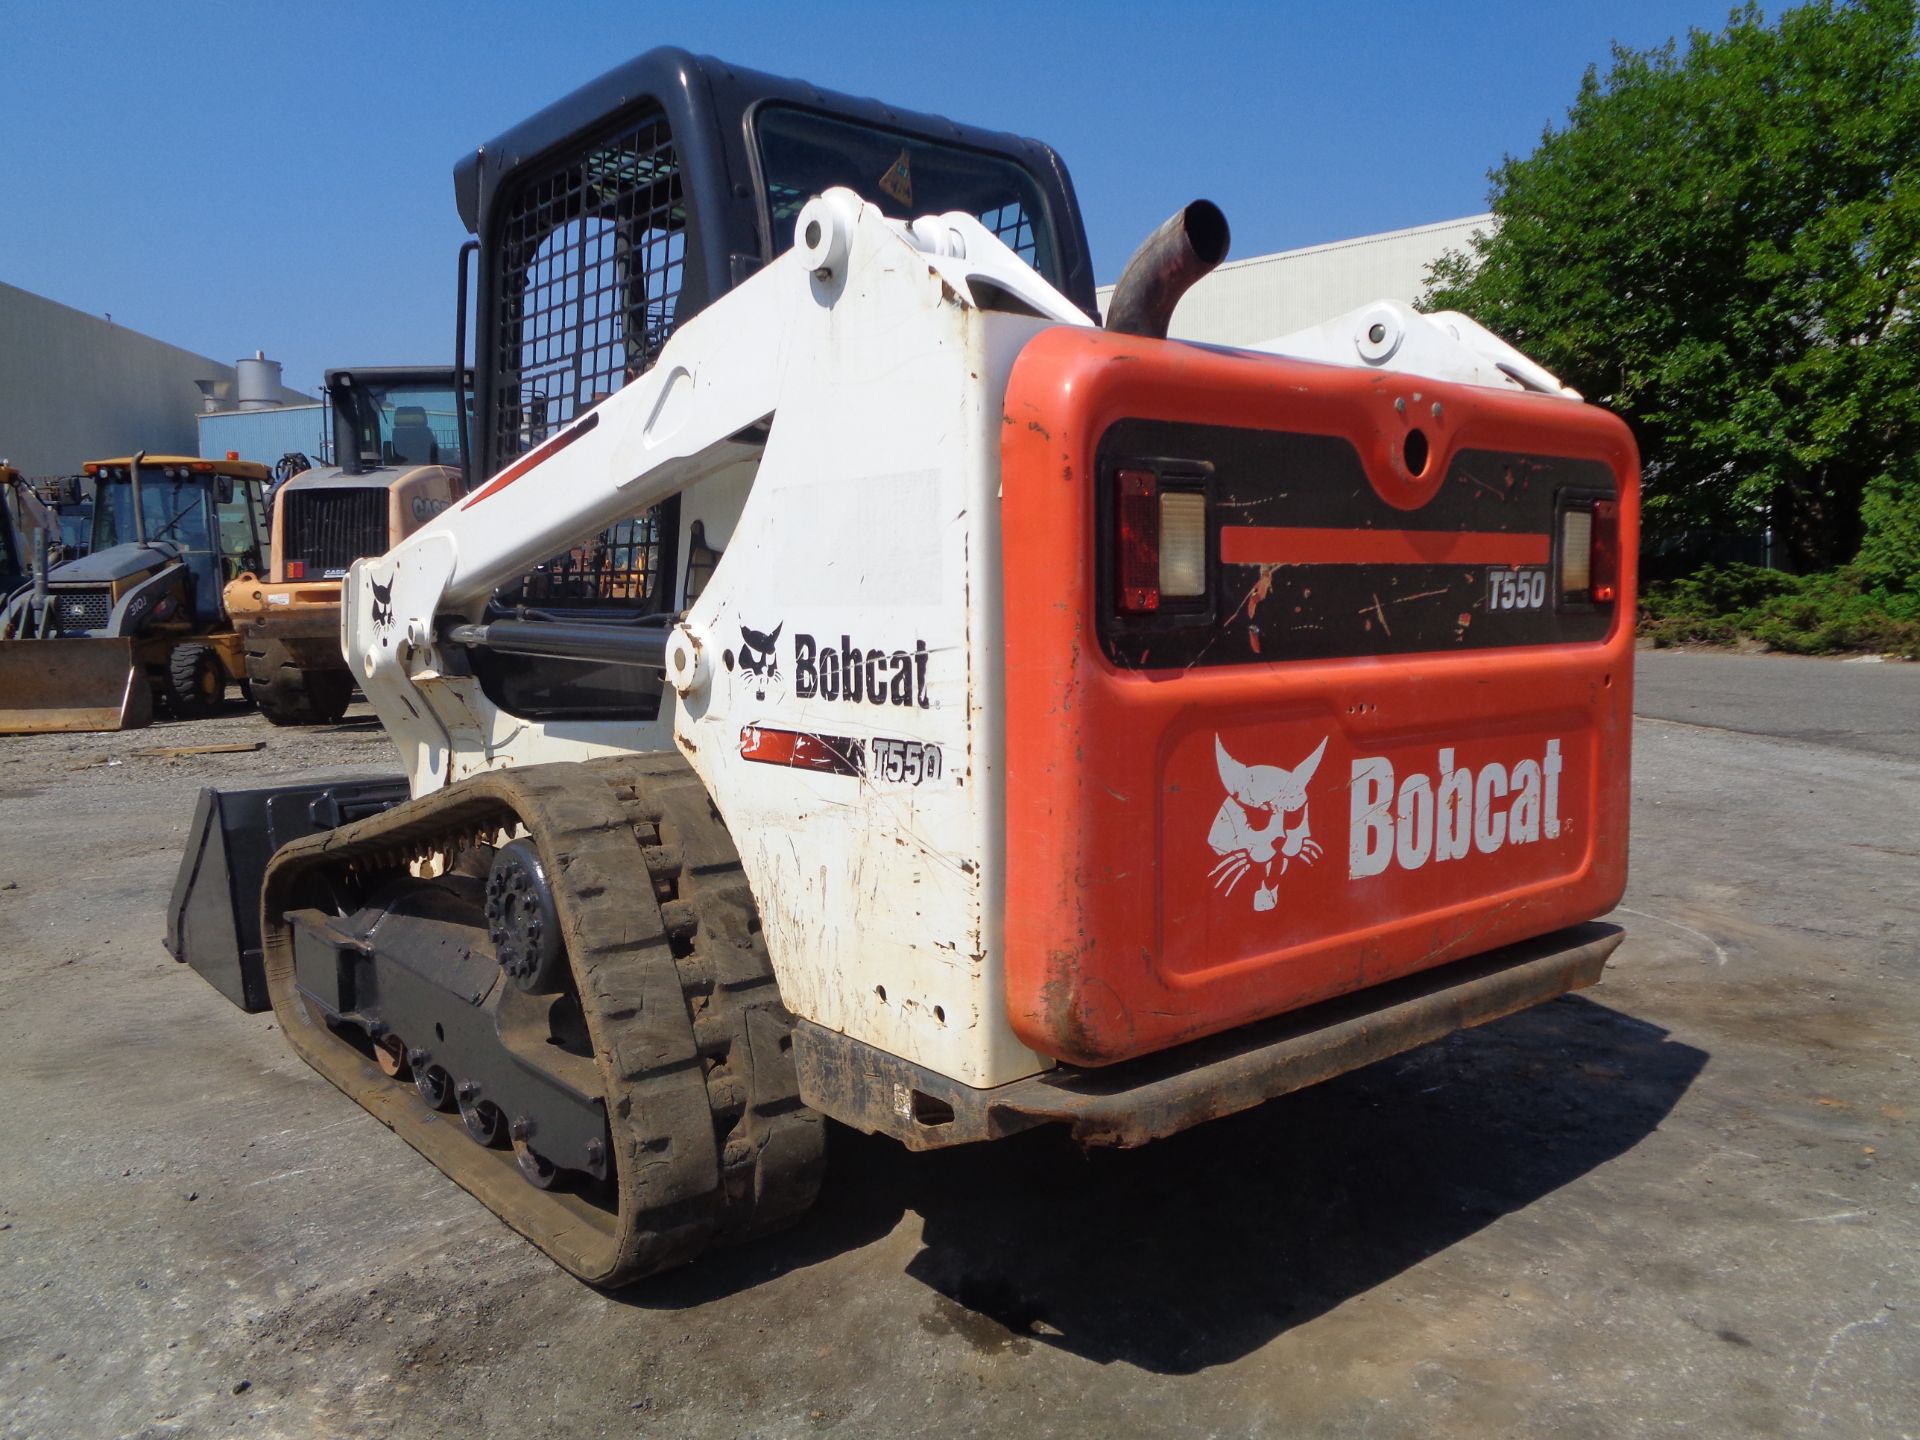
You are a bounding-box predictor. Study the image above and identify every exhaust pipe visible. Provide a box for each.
[1104,200,1231,340]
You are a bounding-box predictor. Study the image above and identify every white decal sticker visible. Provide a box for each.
[1207,735,1327,912]
[1350,739,1562,878]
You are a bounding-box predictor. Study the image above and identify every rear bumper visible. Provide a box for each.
[794,920,1620,1150]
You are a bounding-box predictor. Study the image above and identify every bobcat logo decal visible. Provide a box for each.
[736,621,783,703]
[369,573,395,630]
[1207,734,1327,912]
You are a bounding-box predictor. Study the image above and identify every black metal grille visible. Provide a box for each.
[511,511,662,604]
[979,201,1038,269]
[490,111,684,610]
[282,488,388,578]
[52,588,110,633]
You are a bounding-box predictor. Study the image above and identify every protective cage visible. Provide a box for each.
[486,109,684,612]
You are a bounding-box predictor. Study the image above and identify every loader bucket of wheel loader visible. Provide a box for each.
[0,637,152,734]
[165,775,409,1011]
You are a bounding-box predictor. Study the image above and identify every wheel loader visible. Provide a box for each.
[225,366,468,725]
[167,48,1639,1285]
[0,454,270,732]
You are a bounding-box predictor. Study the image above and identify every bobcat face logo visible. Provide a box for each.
[369,573,395,630]
[1207,734,1327,913]
[735,621,783,704]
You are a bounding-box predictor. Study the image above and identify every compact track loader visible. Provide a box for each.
[225,367,468,725]
[1,454,270,732]
[169,49,1639,1285]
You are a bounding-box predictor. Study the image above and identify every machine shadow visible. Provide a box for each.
[634,994,1704,1373]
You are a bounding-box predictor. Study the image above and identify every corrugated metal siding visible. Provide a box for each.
[196,405,328,467]
[1096,214,1492,347]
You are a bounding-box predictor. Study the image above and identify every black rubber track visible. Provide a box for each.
[259,754,826,1285]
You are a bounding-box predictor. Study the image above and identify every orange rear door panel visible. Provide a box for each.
[1000,329,1638,1066]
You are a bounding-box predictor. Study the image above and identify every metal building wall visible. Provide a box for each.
[197,405,329,467]
[0,280,310,478]
[1097,214,1492,347]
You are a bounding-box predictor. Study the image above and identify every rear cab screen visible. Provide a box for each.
[755,105,1063,287]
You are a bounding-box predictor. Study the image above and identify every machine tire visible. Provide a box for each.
[258,755,827,1284]
[166,643,225,720]
[249,650,352,726]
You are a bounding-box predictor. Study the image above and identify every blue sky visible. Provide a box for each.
[0,1,1741,396]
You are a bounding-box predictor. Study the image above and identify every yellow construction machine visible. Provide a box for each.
[225,368,467,724]
[0,453,270,732]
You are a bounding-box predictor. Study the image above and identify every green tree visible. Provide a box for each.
[1426,0,1920,572]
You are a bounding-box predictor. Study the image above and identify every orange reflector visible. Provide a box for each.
[1222,527,1551,568]
[1591,499,1620,603]
[1116,469,1159,613]
[739,725,864,777]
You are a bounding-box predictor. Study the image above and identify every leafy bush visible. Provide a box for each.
[1639,563,1920,659]
[1856,466,1920,593]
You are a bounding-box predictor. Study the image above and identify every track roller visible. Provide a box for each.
[458,1083,507,1146]
[373,1032,409,1078]
[413,1059,453,1110]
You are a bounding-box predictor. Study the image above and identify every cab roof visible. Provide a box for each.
[451,46,1095,317]
[85,456,271,481]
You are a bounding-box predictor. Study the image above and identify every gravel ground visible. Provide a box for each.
[0,653,1915,1439]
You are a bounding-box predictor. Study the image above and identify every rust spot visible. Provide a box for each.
[1245,563,1276,620]
[1026,419,1050,440]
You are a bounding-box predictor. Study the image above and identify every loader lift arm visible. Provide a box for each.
[347,187,1092,787]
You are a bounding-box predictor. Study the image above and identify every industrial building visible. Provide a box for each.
[1100,213,1491,346]
[0,280,308,480]
[195,401,330,469]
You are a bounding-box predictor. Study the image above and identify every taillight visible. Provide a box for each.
[1116,469,1160,613]
[1116,469,1208,615]
[287,560,306,580]
[1591,499,1620,603]
[1559,496,1619,606]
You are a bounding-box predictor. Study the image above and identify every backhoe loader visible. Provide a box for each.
[168,48,1638,1285]
[0,454,270,731]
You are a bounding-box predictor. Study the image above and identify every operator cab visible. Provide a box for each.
[84,456,270,622]
[452,46,1095,719]
[328,367,474,476]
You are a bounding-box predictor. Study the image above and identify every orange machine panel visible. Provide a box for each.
[1000,328,1639,1066]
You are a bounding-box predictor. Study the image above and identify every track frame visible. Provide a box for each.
[260,754,824,1285]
